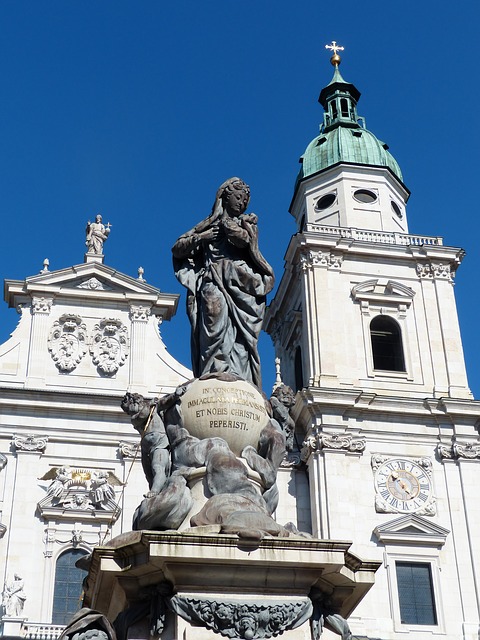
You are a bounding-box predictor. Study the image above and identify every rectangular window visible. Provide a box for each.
[396,562,437,625]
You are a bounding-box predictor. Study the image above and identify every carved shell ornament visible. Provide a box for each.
[90,318,129,375]
[48,314,87,372]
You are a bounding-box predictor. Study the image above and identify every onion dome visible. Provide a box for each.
[297,45,402,183]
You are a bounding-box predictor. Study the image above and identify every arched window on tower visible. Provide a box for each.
[294,346,304,391]
[52,548,88,625]
[331,100,338,120]
[370,316,406,372]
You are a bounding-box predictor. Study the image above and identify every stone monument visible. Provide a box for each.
[81,179,379,640]
[120,178,290,539]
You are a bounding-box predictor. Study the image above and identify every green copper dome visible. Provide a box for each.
[297,64,403,182]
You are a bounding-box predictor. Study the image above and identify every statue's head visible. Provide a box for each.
[95,214,102,223]
[272,383,295,407]
[219,178,250,217]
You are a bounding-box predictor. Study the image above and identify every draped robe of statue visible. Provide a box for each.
[172,178,274,389]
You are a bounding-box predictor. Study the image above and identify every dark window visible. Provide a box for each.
[331,101,338,119]
[396,562,437,625]
[294,347,304,392]
[370,316,406,372]
[391,200,403,219]
[315,193,336,211]
[340,98,349,117]
[52,549,88,625]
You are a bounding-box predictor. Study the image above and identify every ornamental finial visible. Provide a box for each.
[325,40,344,67]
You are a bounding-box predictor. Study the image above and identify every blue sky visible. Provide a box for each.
[0,2,479,397]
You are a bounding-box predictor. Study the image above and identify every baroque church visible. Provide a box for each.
[0,46,479,640]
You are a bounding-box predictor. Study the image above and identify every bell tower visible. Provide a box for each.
[265,45,470,402]
[265,44,480,639]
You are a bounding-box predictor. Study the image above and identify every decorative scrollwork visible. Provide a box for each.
[13,434,48,453]
[416,261,454,282]
[118,441,139,459]
[300,250,343,271]
[436,444,454,459]
[31,297,53,314]
[129,305,151,322]
[453,442,480,459]
[438,441,480,460]
[302,432,365,461]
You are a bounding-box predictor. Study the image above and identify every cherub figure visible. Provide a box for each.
[121,392,171,497]
[270,384,296,452]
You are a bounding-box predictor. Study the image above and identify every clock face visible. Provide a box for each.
[375,458,432,513]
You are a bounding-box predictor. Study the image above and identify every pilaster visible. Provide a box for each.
[26,297,53,387]
[128,304,153,393]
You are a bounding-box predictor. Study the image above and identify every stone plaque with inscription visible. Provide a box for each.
[181,378,269,456]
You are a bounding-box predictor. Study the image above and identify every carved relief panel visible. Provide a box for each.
[90,318,129,376]
[48,314,87,372]
[38,466,122,520]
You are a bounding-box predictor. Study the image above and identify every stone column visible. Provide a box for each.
[26,296,53,388]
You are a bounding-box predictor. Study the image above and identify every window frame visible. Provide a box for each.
[351,279,415,382]
[385,550,445,634]
[51,546,89,625]
[395,561,437,626]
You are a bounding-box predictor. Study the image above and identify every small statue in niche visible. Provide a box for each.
[86,214,111,255]
[2,574,26,617]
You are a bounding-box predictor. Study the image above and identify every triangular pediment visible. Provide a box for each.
[4,262,179,320]
[24,262,162,295]
[373,514,449,547]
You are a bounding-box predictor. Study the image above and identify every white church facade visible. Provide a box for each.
[0,48,479,640]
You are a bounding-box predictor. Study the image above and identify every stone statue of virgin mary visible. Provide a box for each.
[172,178,274,389]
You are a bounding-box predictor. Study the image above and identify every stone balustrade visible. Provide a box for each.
[306,223,443,246]
[22,622,65,639]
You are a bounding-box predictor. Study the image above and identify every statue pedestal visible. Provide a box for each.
[82,531,380,640]
[0,617,25,639]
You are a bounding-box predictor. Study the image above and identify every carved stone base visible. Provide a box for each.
[82,530,379,639]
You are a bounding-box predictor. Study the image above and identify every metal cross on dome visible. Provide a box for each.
[325,41,344,56]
